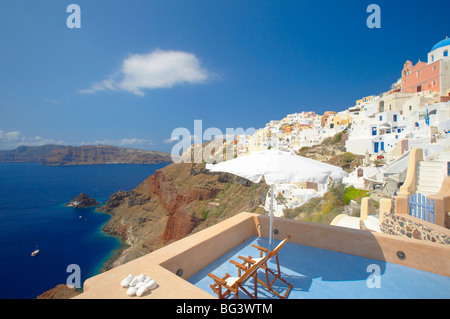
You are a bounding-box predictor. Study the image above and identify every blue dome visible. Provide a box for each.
[431,37,450,51]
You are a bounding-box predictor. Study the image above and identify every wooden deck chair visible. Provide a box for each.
[238,235,293,299]
[208,253,270,299]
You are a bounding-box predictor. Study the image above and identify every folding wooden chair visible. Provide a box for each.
[238,235,293,299]
[208,253,270,299]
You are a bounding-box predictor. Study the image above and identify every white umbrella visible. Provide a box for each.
[206,150,347,249]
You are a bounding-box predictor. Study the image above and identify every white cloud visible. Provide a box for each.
[0,130,21,141]
[80,49,212,96]
[44,98,61,104]
[79,74,118,94]
[0,130,66,149]
[163,138,177,144]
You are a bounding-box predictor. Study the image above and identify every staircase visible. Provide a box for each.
[415,161,447,196]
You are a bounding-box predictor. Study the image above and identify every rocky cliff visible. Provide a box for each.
[97,162,268,269]
[43,145,172,165]
[36,284,81,299]
[0,145,66,163]
[0,144,172,165]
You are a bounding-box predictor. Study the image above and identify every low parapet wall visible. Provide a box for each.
[381,205,450,245]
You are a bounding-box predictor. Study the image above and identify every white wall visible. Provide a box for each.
[440,58,450,96]
[428,45,450,63]
[345,137,373,155]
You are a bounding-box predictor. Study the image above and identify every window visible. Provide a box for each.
[434,80,437,86]
[393,114,397,122]
[431,55,434,62]
[444,50,448,57]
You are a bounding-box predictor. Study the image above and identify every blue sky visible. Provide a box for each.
[0,0,449,152]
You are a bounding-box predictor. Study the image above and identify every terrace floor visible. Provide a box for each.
[188,236,450,299]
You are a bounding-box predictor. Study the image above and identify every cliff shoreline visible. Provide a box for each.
[0,144,172,166]
[93,162,268,271]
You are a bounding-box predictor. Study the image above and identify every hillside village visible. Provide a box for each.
[221,37,450,226]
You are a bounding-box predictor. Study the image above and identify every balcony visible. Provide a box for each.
[74,212,450,299]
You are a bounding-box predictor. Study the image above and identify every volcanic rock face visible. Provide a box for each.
[66,193,100,208]
[36,284,81,299]
[97,162,268,270]
[150,168,222,243]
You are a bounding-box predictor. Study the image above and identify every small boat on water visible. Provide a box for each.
[31,249,39,257]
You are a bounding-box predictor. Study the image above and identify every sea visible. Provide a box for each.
[0,162,168,299]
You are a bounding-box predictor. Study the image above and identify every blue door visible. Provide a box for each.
[381,142,385,151]
[374,142,379,153]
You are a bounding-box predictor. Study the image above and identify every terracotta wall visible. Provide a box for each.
[402,61,440,93]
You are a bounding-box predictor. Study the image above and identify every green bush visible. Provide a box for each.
[330,183,346,201]
[321,137,333,145]
[321,131,344,146]
[284,184,346,223]
[199,207,210,220]
[283,184,371,224]
[343,186,369,205]
[342,152,356,163]
[333,132,343,143]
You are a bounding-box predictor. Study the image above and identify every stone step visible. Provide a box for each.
[417,167,445,174]
[415,185,441,195]
[417,161,447,167]
[415,160,447,196]
[416,174,444,184]
[418,161,445,165]
[416,170,445,179]
[416,167,445,175]
[416,185,440,196]
[416,183,439,191]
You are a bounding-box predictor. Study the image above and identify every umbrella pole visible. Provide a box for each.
[269,184,274,251]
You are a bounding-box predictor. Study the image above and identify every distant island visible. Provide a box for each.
[0,144,172,165]
[66,193,100,208]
